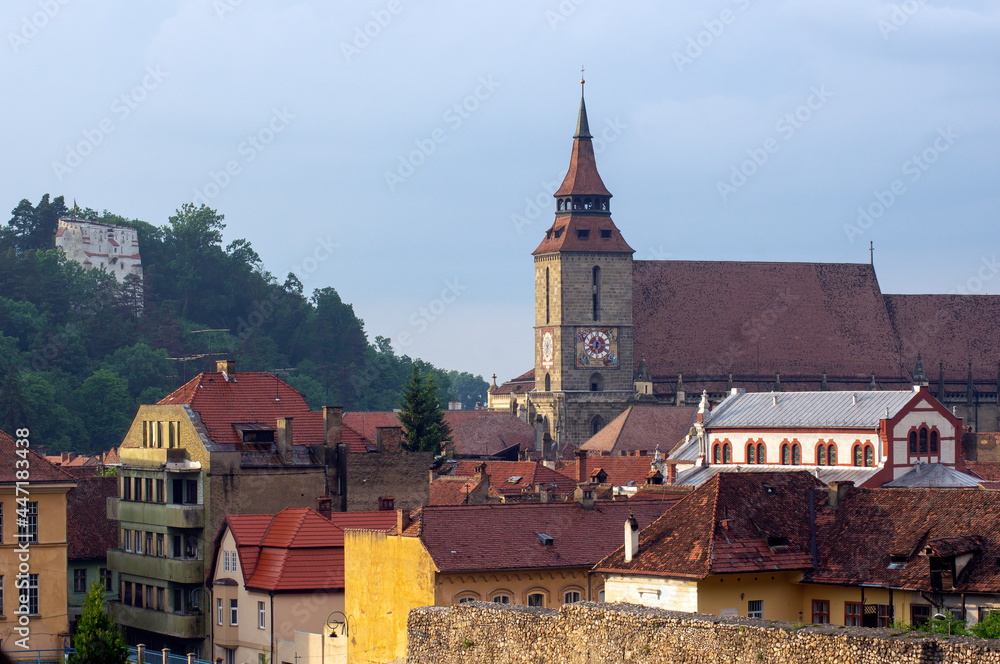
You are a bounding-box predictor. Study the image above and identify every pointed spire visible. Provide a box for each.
[575,69,592,139]
[635,354,651,382]
[912,354,928,386]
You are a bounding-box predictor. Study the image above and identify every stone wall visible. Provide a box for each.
[407,602,1000,664]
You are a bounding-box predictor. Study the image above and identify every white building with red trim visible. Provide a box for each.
[55,216,142,284]
[668,386,970,488]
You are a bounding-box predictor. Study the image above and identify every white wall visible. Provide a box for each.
[604,574,698,613]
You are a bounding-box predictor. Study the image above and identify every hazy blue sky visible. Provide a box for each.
[3,0,998,383]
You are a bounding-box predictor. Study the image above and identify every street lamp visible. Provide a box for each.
[326,612,351,639]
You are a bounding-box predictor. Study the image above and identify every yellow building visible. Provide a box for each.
[345,499,674,664]
[0,430,77,652]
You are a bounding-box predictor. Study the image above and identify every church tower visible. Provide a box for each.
[529,79,635,452]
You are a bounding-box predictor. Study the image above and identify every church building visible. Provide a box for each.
[489,86,1000,450]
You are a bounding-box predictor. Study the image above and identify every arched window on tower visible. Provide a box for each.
[591,415,605,436]
[557,199,563,211]
[590,373,603,392]
[545,267,550,324]
[592,266,601,322]
[544,373,551,391]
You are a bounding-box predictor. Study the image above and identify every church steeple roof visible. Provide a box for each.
[554,80,612,200]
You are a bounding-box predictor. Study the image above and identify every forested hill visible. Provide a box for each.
[0,195,488,455]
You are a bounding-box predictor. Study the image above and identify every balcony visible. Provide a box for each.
[111,603,205,640]
[108,498,204,529]
[107,550,204,584]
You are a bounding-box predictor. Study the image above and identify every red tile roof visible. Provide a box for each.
[159,372,323,447]
[967,461,1000,482]
[532,215,634,255]
[810,487,1000,593]
[343,411,535,457]
[67,476,118,560]
[556,456,663,488]
[595,471,823,579]
[580,406,696,455]
[0,430,78,484]
[412,501,673,572]
[429,477,487,506]
[342,412,402,443]
[223,508,396,592]
[490,369,534,396]
[450,460,577,497]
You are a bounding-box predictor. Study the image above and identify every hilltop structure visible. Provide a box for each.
[55,216,142,284]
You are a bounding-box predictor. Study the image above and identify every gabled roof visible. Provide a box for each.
[221,508,395,592]
[67,475,118,560]
[429,477,487,506]
[810,487,1000,593]
[413,501,672,573]
[159,372,323,448]
[0,430,77,484]
[556,456,664,488]
[704,389,916,429]
[449,460,577,496]
[580,406,696,454]
[595,471,823,579]
[490,369,534,396]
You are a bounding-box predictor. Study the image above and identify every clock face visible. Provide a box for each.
[540,328,554,369]
[575,327,619,368]
[583,330,610,359]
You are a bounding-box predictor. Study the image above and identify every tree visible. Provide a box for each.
[70,582,128,664]
[972,611,1000,639]
[75,369,134,454]
[398,365,452,455]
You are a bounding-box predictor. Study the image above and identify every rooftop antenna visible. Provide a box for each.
[870,241,874,266]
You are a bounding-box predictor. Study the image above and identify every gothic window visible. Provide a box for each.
[781,444,790,465]
[592,266,601,321]
[713,444,722,464]
[909,431,917,454]
[747,443,756,464]
[864,445,874,467]
[545,267,550,324]
[791,444,801,466]
[817,443,827,466]
[930,430,939,454]
[544,373,551,391]
[723,443,732,464]
[757,443,766,464]
[591,415,604,436]
[828,445,837,465]
[919,427,928,454]
[853,445,863,467]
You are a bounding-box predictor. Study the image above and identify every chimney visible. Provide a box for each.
[323,407,347,511]
[624,513,640,562]
[323,406,343,450]
[379,496,395,511]
[576,449,587,483]
[316,496,332,520]
[667,463,677,485]
[217,359,235,377]
[475,462,488,484]
[827,481,854,509]
[574,486,595,510]
[396,508,409,534]
[276,417,294,462]
[534,415,544,452]
[537,485,551,503]
[376,426,404,453]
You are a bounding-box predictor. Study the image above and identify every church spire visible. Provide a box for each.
[575,70,591,139]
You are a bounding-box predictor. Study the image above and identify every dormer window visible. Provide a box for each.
[888,555,908,570]
[600,229,612,239]
[553,228,563,239]
[767,536,789,548]
[577,229,590,240]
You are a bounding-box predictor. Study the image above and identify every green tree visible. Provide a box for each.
[972,611,1000,639]
[75,369,134,454]
[69,582,128,664]
[398,365,452,455]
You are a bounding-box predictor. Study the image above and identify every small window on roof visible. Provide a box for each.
[600,229,612,239]
[553,228,563,239]
[888,555,908,570]
[763,484,776,495]
[577,229,590,240]
[537,533,554,546]
[507,475,522,484]
[767,536,788,548]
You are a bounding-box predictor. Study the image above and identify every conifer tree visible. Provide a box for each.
[398,365,452,455]
[69,582,128,664]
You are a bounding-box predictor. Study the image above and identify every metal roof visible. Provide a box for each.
[704,390,916,429]
[884,463,982,488]
[674,464,879,488]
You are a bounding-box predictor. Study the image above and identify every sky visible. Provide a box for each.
[2,0,998,385]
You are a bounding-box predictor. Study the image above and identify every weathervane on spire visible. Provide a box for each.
[580,65,585,90]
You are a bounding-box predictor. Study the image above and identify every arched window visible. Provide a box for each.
[757,443,766,464]
[455,592,479,605]
[747,442,756,464]
[791,444,801,466]
[930,430,939,454]
[853,445,863,467]
[544,373,551,391]
[713,444,722,464]
[909,431,917,454]
[592,266,601,322]
[723,443,732,464]
[828,444,837,465]
[545,267,550,324]
[557,199,563,211]
[591,415,604,436]
[919,427,928,454]
[817,443,827,466]
[590,373,603,392]
[781,444,790,465]
[864,445,874,467]
[573,197,582,210]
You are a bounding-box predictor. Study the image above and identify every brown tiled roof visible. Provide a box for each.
[580,406,696,454]
[429,477,486,506]
[633,261,900,382]
[967,461,1000,481]
[414,501,672,572]
[810,487,1000,593]
[885,294,1000,382]
[556,456,663,488]
[344,411,535,457]
[342,412,401,443]
[532,215,634,255]
[450,460,577,496]
[491,370,534,395]
[0,431,77,484]
[595,471,823,579]
[67,476,118,560]
[159,372,323,448]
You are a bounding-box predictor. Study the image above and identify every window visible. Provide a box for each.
[919,427,928,454]
[156,479,165,503]
[812,600,830,624]
[146,585,154,609]
[817,443,826,466]
[258,601,266,629]
[175,588,184,614]
[145,532,153,556]
[100,568,112,591]
[748,600,763,619]
[713,444,722,464]
[600,229,612,239]
[791,444,801,466]
[591,414,604,435]
[577,229,590,240]
[122,477,131,501]
[74,569,87,593]
[230,598,238,625]
[781,444,790,465]
[145,478,153,502]
[134,477,142,501]
[456,596,477,604]
[136,531,143,555]
[225,650,235,664]
[157,587,164,611]
[853,445,863,467]
[757,443,766,463]
[544,373,550,391]
[722,443,731,464]
[877,603,894,627]
[218,598,224,625]
[123,581,132,606]
[747,443,756,464]
[18,501,38,543]
[845,602,862,626]
[527,593,545,608]
[156,422,163,448]
[564,591,582,604]
[864,445,874,467]
[492,594,510,604]
[0,576,4,615]
[135,583,143,608]
[828,444,837,465]
[545,268,550,324]
[592,266,600,321]
[224,551,230,572]
[156,533,164,557]
[186,480,198,504]
[909,431,917,454]
[930,430,939,454]
[912,605,931,625]
[124,529,132,552]
[173,535,182,558]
